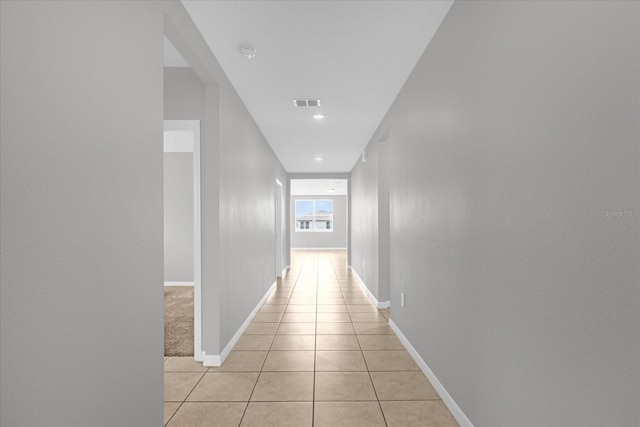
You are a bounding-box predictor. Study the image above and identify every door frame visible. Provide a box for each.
[275,178,283,278]
[163,120,202,361]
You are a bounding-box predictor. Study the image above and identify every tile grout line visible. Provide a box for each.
[337,257,389,427]
[357,329,389,427]
[237,252,306,426]
[165,252,450,426]
[312,252,320,427]
[165,369,208,426]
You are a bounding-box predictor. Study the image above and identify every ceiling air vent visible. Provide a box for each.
[293,99,321,107]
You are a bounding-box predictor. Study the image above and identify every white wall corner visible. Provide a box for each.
[377,300,390,309]
[388,319,473,427]
[282,265,290,277]
[202,280,278,367]
[201,352,221,367]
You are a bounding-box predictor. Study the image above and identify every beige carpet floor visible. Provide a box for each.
[164,286,194,357]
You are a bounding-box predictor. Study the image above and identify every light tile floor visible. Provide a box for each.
[164,250,458,427]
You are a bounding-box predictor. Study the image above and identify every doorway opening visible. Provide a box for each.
[290,179,349,257]
[275,179,284,277]
[163,120,202,361]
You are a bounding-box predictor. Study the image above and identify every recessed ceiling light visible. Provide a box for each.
[327,188,336,193]
[314,156,323,161]
[238,45,256,59]
[313,114,326,120]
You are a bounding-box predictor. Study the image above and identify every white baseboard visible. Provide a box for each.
[164,281,194,286]
[201,352,220,367]
[347,266,390,309]
[377,300,390,309]
[389,319,473,427]
[201,280,278,367]
[281,265,290,277]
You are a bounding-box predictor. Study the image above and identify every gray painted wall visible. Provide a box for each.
[218,80,288,347]
[350,145,379,298]
[358,1,639,426]
[164,152,194,282]
[165,68,205,118]
[164,67,222,353]
[1,1,290,424]
[291,195,348,249]
[1,1,164,425]
[350,131,390,302]
[163,61,288,354]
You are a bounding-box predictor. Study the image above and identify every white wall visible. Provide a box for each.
[291,195,348,249]
[1,1,164,425]
[164,152,194,282]
[357,1,639,426]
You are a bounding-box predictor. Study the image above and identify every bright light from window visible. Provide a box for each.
[295,199,333,232]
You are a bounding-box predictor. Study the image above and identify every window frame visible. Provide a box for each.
[295,199,334,233]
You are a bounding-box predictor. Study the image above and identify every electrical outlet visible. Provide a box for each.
[401,293,405,308]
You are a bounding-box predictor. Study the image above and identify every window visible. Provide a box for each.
[298,220,310,230]
[295,199,333,232]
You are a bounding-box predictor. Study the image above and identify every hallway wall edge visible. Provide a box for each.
[347,266,390,309]
[202,280,277,366]
[389,319,473,427]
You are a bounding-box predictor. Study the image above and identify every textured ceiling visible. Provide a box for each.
[181,1,453,172]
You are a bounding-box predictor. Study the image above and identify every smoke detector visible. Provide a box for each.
[239,45,256,59]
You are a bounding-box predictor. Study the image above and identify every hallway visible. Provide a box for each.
[163,250,457,426]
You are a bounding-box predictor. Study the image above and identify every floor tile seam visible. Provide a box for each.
[180,399,256,403]
[354,330,389,427]
[328,257,388,425]
[165,370,208,425]
[313,321,352,323]
[231,348,275,352]
[377,398,443,402]
[332,263,357,327]
[240,255,308,425]
[312,254,320,427]
[346,369,422,372]
[313,399,382,404]
[243,318,281,418]
[246,400,315,403]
